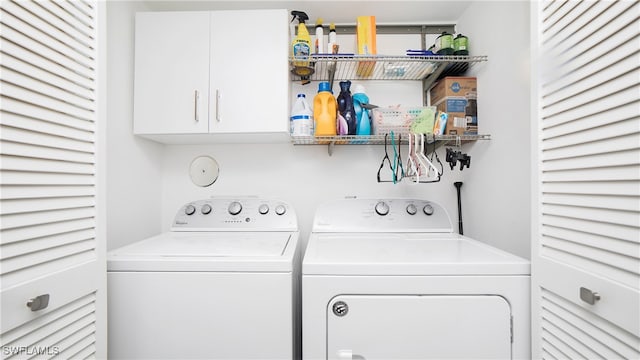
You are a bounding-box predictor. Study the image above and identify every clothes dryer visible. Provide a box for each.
[303,198,530,359]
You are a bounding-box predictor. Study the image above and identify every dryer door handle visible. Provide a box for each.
[337,350,352,360]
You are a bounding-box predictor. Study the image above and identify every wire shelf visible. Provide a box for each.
[291,134,491,146]
[289,55,488,82]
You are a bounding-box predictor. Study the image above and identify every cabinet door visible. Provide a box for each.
[531,1,640,359]
[209,9,289,134]
[134,12,210,135]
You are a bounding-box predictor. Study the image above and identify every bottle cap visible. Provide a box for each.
[318,81,332,93]
[353,84,366,94]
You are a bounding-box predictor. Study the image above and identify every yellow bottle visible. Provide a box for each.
[314,82,337,136]
[291,11,312,76]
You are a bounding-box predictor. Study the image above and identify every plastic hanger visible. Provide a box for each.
[377,134,396,183]
[416,133,442,183]
[405,134,419,183]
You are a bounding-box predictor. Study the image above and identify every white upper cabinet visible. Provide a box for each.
[133,11,210,135]
[133,9,289,142]
[210,9,289,134]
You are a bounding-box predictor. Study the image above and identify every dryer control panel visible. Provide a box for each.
[312,198,452,233]
[171,198,297,231]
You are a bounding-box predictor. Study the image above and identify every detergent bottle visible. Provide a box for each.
[352,84,371,135]
[313,82,337,136]
[291,11,312,76]
[337,80,356,135]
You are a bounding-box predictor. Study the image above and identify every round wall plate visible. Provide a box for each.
[189,156,219,187]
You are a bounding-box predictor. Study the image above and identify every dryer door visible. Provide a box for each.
[327,295,512,359]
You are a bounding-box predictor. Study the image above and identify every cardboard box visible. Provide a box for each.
[356,16,376,77]
[430,77,477,135]
[430,77,477,103]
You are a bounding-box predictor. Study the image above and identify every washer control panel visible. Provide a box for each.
[312,198,453,233]
[172,198,296,231]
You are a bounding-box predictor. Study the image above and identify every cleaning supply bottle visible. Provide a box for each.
[314,18,324,54]
[328,23,337,54]
[352,84,371,136]
[337,81,356,135]
[313,82,337,136]
[290,93,313,136]
[291,11,312,75]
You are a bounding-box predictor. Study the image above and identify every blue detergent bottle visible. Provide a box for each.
[353,84,371,135]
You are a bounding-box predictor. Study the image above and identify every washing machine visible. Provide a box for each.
[108,197,300,359]
[302,198,530,360]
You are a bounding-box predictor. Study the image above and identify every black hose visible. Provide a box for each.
[454,181,463,235]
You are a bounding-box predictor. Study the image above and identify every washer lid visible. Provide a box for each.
[302,233,530,276]
[108,231,297,272]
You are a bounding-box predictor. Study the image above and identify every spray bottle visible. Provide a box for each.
[291,11,313,76]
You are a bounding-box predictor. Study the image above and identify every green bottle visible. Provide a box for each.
[454,34,469,55]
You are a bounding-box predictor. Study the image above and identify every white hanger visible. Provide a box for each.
[417,134,440,178]
[405,133,419,183]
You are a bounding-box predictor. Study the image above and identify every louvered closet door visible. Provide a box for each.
[0,1,104,358]
[532,1,640,359]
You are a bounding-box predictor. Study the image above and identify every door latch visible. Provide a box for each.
[579,287,601,305]
[26,294,50,311]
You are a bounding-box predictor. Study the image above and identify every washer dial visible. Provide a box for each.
[375,201,390,216]
[275,205,286,215]
[423,204,434,216]
[228,201,242,215]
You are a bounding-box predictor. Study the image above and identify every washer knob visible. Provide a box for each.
[423,204,434,216]
[375,201,390,216]
[228,201,242,215]
[185,204,196,215]
[258,204,269,214]
[275,205,286,215]
[406,204,417,215]
[201,204,212,215]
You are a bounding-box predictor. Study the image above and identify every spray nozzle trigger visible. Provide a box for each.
[290,10,309,24]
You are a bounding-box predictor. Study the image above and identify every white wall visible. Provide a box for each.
[457,0,531,258]
[106,1,165,250]
[106,1,531,259]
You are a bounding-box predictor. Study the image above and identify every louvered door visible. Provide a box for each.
[532,1,640,359]
[0,0,105,358]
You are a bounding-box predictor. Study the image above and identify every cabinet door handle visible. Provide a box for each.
[580,287,601,305]
[27,294,50,311]
[194,90,200,122]
[216,89,221,122]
